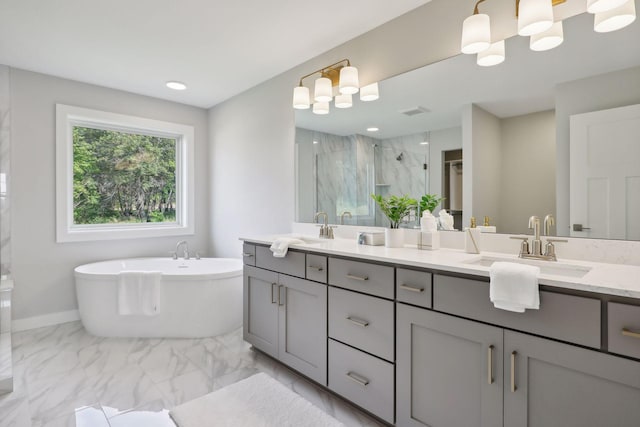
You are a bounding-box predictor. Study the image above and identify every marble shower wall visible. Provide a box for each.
[296,128,430,226]
[0,65,10,276]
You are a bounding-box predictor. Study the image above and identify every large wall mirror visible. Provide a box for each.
[295,11,640,240]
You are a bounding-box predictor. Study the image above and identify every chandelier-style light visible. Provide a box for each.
[461,0,636,67]
[292,59,379,114]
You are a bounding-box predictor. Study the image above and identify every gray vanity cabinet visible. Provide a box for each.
[504,330,640,427]
[243,262,328,385]
[277,274,327,385]
[243,265,279,358]
[397,304,503,427]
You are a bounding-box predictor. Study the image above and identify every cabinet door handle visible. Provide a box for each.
[399,284,424,293]
[270,283,277,304]
[242,252,254,257]
[346,316,370,327]
[346,274,369,281]
[278,285,285,306]
[308,265,324,271]
[346,371,369,387]
[510,351,518,393]
[488,345,494,385]
[622,328,640,339]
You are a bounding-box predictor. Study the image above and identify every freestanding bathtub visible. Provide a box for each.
[74,257,243,338]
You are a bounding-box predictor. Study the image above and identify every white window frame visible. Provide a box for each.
[55,104,195,243]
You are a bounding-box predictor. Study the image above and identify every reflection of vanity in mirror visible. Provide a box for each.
[295,11,640,240]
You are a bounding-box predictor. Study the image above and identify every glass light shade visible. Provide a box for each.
[461,13,491,54]
[334,93,353,108]
[477,40,506,66]
[312,102,330,115]
[339,66,359,95]
[530,21,564,51]
[518,0,554,36]
[360,82,379,101]
[587,0,628,13]
[594,0,636,32]
[292,86,310,109]
[314,77,333,102]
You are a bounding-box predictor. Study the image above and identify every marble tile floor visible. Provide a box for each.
[0,321,384,427]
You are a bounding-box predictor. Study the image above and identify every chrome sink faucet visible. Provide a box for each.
[510,214,567,261]
[175,240,190,260]
[314,211,335,239]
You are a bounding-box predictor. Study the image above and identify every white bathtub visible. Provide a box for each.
[74,257,243,338]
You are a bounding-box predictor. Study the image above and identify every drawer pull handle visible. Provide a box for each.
[488,345,494,385]
[510,351,517,393]
[271,283,278,304]
[242,252,254,257]
[346,316,370,327]
[399,284,424,293]
[278,285,285,306]
[346,274,369,281]
[622,328,640,339]
[346,371,369,387]
[308,265,324,271]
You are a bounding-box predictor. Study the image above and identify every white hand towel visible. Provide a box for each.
[489,262,540,313]
[269,238,304,258]
[118,271,162,316]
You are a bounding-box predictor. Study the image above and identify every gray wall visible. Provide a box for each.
[11,69,210,320]
[208,0,585,257]
[555,66,640,235]
[499,110,556,234]
[464,105,502,230]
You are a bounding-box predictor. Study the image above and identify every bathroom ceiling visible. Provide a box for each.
[0,0,431,108]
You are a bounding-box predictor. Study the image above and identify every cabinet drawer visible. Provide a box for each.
[608,302,640,360]
[328,258,394,299]
[306,254,327,283]
[396,268,432,308]
[242,243,256,266]
[328,339,394,424]
[255,246,305,278]
[434,275,601,348]
[329,287,394,361]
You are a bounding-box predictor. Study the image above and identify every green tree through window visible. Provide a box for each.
[73,126,177,224]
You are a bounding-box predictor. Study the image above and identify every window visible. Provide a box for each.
[56,104,194,242]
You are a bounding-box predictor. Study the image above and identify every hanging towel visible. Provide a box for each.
[118,271,162,316]
[269,238,304,258]
[489,262,540,313]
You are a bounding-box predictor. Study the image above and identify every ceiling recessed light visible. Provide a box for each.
[166,81,187,90]
[313,140,319,144]
[420,141,429,145]
[366,127,379,132]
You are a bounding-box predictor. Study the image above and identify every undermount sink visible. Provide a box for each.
[274,235,326,245]
[463,255,592,278]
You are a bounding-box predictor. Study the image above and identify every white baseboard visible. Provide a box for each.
[12,309,80,332]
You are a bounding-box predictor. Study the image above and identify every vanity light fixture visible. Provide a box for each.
[360,82,380,102]
[366,127,379,132]
[334,93,353,109]
[462,0,635,64]
[166,81,187,90]
[530,20,564,50]
[517,0,554,36]
[293,59,378,114]
[461,0,492,54]
[587,0,629,13]
[477,40,506,66]
[593,0,636,32]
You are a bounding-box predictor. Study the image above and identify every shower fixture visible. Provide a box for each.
[396,152,404,161]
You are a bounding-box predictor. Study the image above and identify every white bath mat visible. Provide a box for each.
[169,372,344,427]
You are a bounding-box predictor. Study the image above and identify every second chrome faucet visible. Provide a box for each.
[511,214,567,261]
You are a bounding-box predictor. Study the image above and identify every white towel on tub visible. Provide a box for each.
[118,271,162,316]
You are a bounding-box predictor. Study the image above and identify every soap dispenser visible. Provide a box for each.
[419,210,440,250]
[477,216,497,233]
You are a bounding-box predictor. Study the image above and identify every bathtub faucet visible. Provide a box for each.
[175,240,190,260]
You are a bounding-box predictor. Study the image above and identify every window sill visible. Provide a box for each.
[57,223,194,243]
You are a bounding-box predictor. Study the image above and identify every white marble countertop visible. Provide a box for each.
[241,234,640,299]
